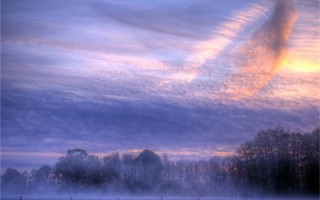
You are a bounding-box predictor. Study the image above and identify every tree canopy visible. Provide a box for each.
[1,128,319,196]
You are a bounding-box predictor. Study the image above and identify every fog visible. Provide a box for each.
[1,128,319,199]
[1,194,320,200]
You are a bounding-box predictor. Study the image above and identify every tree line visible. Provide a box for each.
[1,127,319,196]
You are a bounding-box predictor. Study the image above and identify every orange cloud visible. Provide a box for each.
[225,0,298,99]
[284,0,320,73]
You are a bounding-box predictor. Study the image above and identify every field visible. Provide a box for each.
[1,196,319,200]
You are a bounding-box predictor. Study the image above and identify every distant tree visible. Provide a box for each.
[30,165,52,192]
[302,128,319,195]
[235,127,320,196]
[121,153,136,191]
[159,154,181,195]
[53,149,89,189]
[134,149,163,192]
[84,155,105,188]
[66,148,88,158]
[1,168,27,193]
[103,153,121,186]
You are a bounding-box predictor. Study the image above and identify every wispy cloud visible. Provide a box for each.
[224,0,298,99]
[161,2,270,84]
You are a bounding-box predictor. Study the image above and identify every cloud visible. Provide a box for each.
[89,0,223,39]
[2,84,318,159]
[159,2,270,84]
[1,0,319,171]
[224,0,298,99]
[284,0,320,73]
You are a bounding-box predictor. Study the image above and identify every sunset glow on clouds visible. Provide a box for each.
[1,0,319,170]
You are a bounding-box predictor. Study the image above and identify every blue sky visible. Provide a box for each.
[1,0,319,171]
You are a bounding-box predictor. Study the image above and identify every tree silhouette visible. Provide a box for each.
[53,149,89,189]
[1,168,27,193]
[236,128,319,195]
[1,128,319,196]
[134,149,163,191]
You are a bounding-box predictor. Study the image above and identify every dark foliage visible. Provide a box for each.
[1,128,319,196]
[233,128,319,196]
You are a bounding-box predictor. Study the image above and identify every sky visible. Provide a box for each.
[1,0,319,171]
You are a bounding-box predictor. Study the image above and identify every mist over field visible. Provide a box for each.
[1,128,319,199]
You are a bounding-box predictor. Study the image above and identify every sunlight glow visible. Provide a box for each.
[284,58,320,72]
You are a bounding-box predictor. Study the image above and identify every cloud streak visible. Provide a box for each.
[225,0,298,99]
[161,2,270,84]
